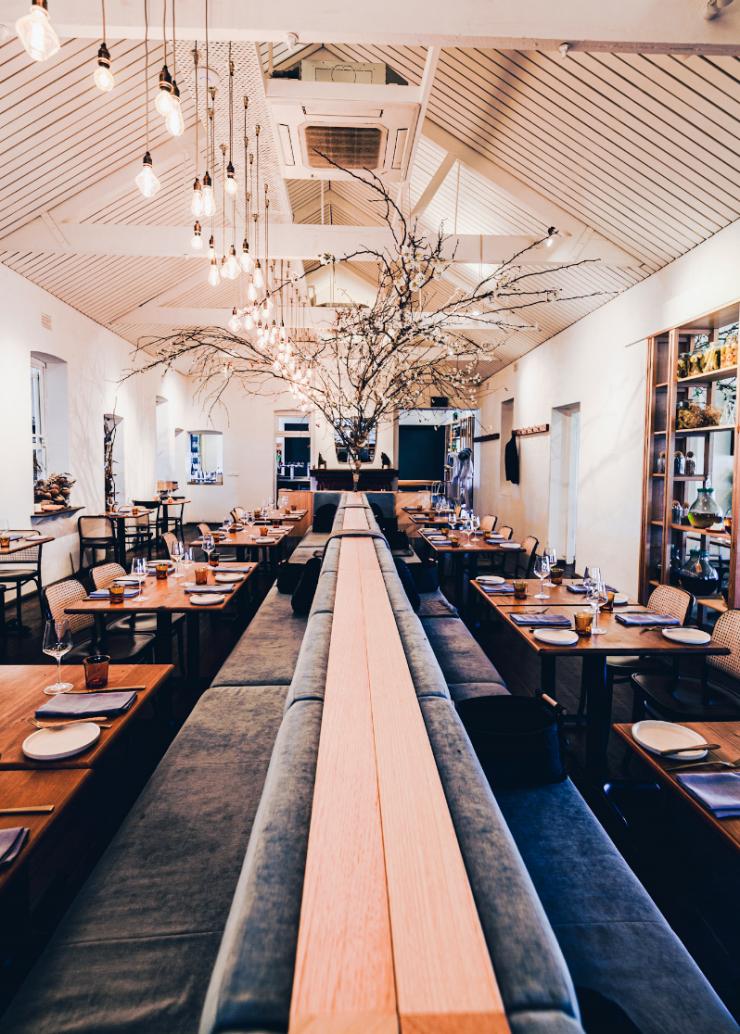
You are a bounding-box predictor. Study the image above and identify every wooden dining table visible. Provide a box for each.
[103,508,155,566]
[63,562,256,673]
[473,584,729,775]
[615,721,740,855]
[420,529,524,608]
[0,663,174,771]
[0,534,53,557]
[192,527,291,565]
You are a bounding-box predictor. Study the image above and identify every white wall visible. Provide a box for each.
[0,263,190,586]
[476,219,740,597]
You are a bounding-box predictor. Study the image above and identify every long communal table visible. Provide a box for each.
[472,580,729,775]
[289,498,509,1033]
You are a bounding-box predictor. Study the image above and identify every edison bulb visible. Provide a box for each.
[208,258,221,287]
[252,261,264,291]
[228,310,241,334]
[16,1,60,62]
[243,312,255,331]
[247,280,258,303]
[190,222,203,250]
[202,174,215,217]
[240,241,253,273]
[155,66,175,116]
[165,98,184,137]
[93,44,114,92]
[223,246,240,280]
[191,180,204,218]
[263,293,273,315]
[135,152,160,199]
[225,162,238,196]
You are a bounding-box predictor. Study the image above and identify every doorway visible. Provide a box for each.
[548,403,581,565]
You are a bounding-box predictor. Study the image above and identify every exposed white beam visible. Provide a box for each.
[423,121,646,268]
[410,152,455,219]
[401,46,439,181]
[113,303,506,335]
[0,220,641,267]
[5,1,739,52]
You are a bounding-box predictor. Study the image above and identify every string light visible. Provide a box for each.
[191,221,203,250]
[135,1,161,198]
[16,0,60,63]
[93,2,114,92]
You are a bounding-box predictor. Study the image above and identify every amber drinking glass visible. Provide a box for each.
[84,654,110,689]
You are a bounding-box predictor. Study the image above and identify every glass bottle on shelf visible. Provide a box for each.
[677,353,689,379]
[671,500,683,525]
[687,487,722,529]
[674,451,685,476]
[669,544,683,586]
[679,548,719,596]
[684,451,696,475]
[724,507,733,536]
[656,451,666,474]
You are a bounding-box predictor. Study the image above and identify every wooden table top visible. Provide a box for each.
[103,508,155,520]
[408,514,453,526]
[0,535,53,555]
[615,722,740,854]
[0,664,173,770]
[420,529,522,554]
[471,578,638,607]
[0,767,92,895]
[487,601,730,657]
[194,528,289,549]
[64,561,256,615]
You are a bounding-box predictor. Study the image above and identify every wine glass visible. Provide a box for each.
[589,573,608,635]
[170,539,184,578]
[533,556,551,599]
[131,556,147,596]
[544,545,557,586]
[42,618,73,694]
[202,532,215,563]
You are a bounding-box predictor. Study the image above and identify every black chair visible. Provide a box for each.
[90,562,184,662]
[78,516,116,570]
[0,529,45,628]
[631,608,740,723]
[42,577,155,663]
[161,501,186,539]
[124,509,157,559]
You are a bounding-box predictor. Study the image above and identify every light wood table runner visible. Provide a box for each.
[290,497,508,1034]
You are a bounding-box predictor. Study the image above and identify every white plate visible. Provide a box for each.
[500,542,521,549]
[661,627,711,645]
[22,722,101,761]
[632,719,708,760]
[189,593,226,606]
[258,537,277,544]
[147,560,174,569]
[533,628,579,646]
[477,575,505,585]
[214,572,243,583]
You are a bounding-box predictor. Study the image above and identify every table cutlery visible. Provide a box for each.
[64,685,145,694]
[658,742,720,756]
[28,717,112,730]
[0,805,54,815]
[666,758,740,772]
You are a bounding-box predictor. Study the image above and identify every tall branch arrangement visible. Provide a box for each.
[129,157,610,474]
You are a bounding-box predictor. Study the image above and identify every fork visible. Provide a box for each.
[29,717,112,730]
[665,757,740,772]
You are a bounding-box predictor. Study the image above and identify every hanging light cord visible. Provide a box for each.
[193,45,199,170]
[228,43,234,162]
[101,0,107,44]
[143,0,150,150]
[243,97,249,239]
[172,0,176,81]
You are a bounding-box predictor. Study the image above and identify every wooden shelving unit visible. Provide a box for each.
[639,300,740,611]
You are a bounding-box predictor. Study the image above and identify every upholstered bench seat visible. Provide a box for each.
[495,779,739,1034]
[417,587,458,618]
[422,615,507,692]
[1,684,288,1034]
[211,586,307,687]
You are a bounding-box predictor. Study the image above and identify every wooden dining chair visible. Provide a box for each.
[0,529,45,627]
[124,510,156,559]
[162,532,181,558]
[605,585,694,691]
[497,526,513,540]
[631,608,740,722]
[43,578,154,662]
[78,516,116,570]
[480,515,497,534]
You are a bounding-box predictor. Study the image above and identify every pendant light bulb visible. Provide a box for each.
[225,161,237,196]
[253,260,265,291]
[191,178,204,217]
[190,221,203,250]
[208,257,221,287]
[135,151,161,199]
[279,322,287,343]
[247,280,258,303]
[202,172,215,217]
[240,239,254,273]
[93,41,114,92]
[243,311,255,331]
[263,293,273,315]
[223,245,240,280]
[165,81,184,136]
[207,234,216,260]
[16,0,60,63]
[228,308,241,334]
[155,65,175,116]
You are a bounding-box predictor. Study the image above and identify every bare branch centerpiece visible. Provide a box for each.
[128,158,610,487]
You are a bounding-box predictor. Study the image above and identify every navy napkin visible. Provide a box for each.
[479,583,515,595]
[0,827,29,866]
[615,612,680,627]
[676,772,740,818]
[88,587,140,599]
[36,691,136,718]
[566,582,618,594]
[510,613,572,628]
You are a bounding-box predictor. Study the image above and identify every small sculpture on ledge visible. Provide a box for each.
[381,451,392,469]
[317,453,327,470]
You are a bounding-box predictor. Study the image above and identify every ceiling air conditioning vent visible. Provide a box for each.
[304,126,384,169]
[301,60,386,85]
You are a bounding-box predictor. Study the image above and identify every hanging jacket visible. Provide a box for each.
[504,433,520,484]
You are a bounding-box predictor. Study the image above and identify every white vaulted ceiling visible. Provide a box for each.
[1,23,739,378]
